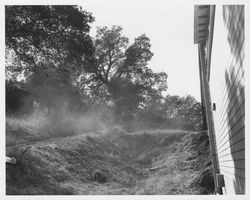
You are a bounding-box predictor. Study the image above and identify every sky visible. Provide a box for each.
[81,0,201,101]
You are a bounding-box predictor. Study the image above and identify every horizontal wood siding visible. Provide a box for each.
[210,5,245,194]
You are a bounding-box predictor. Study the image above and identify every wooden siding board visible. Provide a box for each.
[216,85,244,136]
[216,90,244,144]
[215,57,244,135]
[217,103,245,146]
[217,115,244,152]
[217,94,244,140]
[220,168,245,180]
[209,5,244,194]
[215,58,244,132]
[219,151,245,163]
[218,137,244,156]
[219,147,245,160]
[216,89,244,133]
[220,161,244,171]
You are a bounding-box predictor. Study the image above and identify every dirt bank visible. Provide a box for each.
[6,128,213,195]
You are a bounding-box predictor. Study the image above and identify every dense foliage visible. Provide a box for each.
[5,5,204,131]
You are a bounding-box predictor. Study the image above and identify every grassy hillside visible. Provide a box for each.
[6,124,214,195]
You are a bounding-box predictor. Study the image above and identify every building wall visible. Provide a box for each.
[210,5,245,194]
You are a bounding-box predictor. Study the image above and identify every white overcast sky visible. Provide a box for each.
[81,0,201,101]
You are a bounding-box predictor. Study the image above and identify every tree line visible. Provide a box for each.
[5,5,204,131]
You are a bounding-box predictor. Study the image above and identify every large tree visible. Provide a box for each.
[6,5,95,82]
[5,5,96,114]
[81,26,168,117]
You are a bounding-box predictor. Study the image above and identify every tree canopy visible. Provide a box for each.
[6,5,95,81]
[5,6,204,131]
[81,26,168,118]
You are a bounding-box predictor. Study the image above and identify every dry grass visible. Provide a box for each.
[6,126,212,195]
[126,131,213,195]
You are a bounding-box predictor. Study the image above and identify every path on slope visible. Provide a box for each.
[6,128,212,195]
